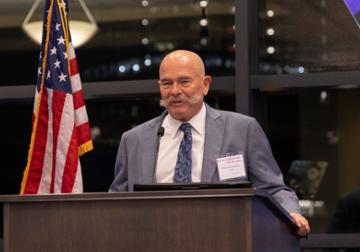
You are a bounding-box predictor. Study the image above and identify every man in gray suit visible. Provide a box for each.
[109,49,310,236]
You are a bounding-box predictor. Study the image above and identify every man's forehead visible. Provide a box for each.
[161,58,195,70]
[160,64,203,78]
[159,75,193,81]
[164,51,195,63]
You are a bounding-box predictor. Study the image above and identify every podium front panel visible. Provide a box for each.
[1,190,256,252]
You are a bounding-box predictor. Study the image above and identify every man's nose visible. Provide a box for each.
[170,83,182,95]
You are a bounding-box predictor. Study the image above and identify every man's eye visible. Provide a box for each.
[180,80,191,85]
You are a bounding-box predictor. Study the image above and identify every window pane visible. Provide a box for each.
[258,0,360,74]
[252,87,360,233]
[0,0,235,86]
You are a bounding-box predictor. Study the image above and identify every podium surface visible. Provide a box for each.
[0,189,299,252]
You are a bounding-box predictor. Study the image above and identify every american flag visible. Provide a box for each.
[20,0,93,194]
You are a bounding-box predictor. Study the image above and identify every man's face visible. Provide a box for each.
[158,58,211,122]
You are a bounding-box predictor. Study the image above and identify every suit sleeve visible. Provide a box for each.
[109,133,128,192]
[246,118,300,213]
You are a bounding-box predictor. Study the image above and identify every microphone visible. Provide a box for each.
[157,126,165,137]
[153,126,165,182]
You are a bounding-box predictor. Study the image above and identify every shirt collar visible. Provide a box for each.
[162,103,206,138]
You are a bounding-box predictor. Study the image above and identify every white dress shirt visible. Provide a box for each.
[155,103,206,183]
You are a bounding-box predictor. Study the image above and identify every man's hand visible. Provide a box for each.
[289,212,310,237]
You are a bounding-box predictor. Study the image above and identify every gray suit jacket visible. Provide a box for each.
[109,104,300,213]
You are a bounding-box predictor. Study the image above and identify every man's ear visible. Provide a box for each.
[203,75,212,96]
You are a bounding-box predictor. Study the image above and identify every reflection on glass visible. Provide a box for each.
[0,0,235,85]
[258,0,360,74]
[252,87,360,232]
[286,160,327,200]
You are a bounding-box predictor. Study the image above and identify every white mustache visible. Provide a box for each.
[160,95,202,108]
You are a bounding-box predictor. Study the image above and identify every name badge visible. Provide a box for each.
[216,154,246,181]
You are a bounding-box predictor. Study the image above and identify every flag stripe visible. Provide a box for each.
[73,159,83,193]
[76,122,92,146]
[54,94,75,193]
[73,90,85,109]
[61,126,79,192]
[69,42,75,58]
[75,106,89,127]
[50,90,67,193]
[23,90,50,194]
[70,58,79,76]
[71,74,82,93]
[37,89,54,193]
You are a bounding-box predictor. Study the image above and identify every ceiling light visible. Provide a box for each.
[200,38,208,46]
[267,46,275,54]
[267,10,274,17]
[141,37,149,45]
[320,90,328,100]
[118,65,126,73]
[141,0,149,7]
[199,18,208,27]
[266,28,275,36]
[132,64,140,72]
[22,0,97,48]
[199,1,208,8]
[144,59,152,66]
[141,18,149,26]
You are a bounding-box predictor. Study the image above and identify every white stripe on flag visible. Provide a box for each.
[54,94,75,193]
[38,89,54,194]
[72,159,83,193]
[69,43,75,59]
[70,73,82,93]
[75,105,89,127]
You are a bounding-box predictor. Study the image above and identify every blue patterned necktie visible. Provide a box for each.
[173,123,192,183]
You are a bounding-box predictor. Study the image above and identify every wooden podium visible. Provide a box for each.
[0,188,299,252]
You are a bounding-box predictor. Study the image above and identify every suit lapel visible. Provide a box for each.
[201,105,225,182]
[141,111,167,183]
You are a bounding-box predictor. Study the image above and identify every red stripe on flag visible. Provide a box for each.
[61,126,79,192]
[76,122,91,146]
[73,90,85,110]
[50,90,66,193]
[69,58,79,77]
[23,90,49,194]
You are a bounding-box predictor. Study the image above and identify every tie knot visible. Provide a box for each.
[179,123,192,135]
